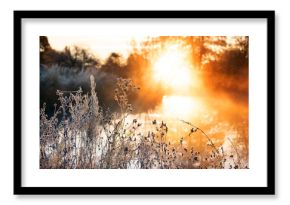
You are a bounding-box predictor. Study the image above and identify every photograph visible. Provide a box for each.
[14,10,275,195]
[39,35,249,169]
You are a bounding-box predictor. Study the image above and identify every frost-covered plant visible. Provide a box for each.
[40,75,247,169]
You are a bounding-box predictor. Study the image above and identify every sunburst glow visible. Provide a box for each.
[152,44,192,90]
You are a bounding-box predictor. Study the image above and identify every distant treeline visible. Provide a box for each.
[40,36,248,117]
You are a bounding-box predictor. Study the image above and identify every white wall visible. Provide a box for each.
[0,0,287,204]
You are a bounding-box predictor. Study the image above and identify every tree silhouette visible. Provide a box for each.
[40,36,51,52]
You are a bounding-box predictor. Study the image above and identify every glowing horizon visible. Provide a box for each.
[48,36,147,60]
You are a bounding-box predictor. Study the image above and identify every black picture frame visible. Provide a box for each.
[14,10,275,195]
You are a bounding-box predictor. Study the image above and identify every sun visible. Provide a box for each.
[152,44,192,91]
[151,43,203,119]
